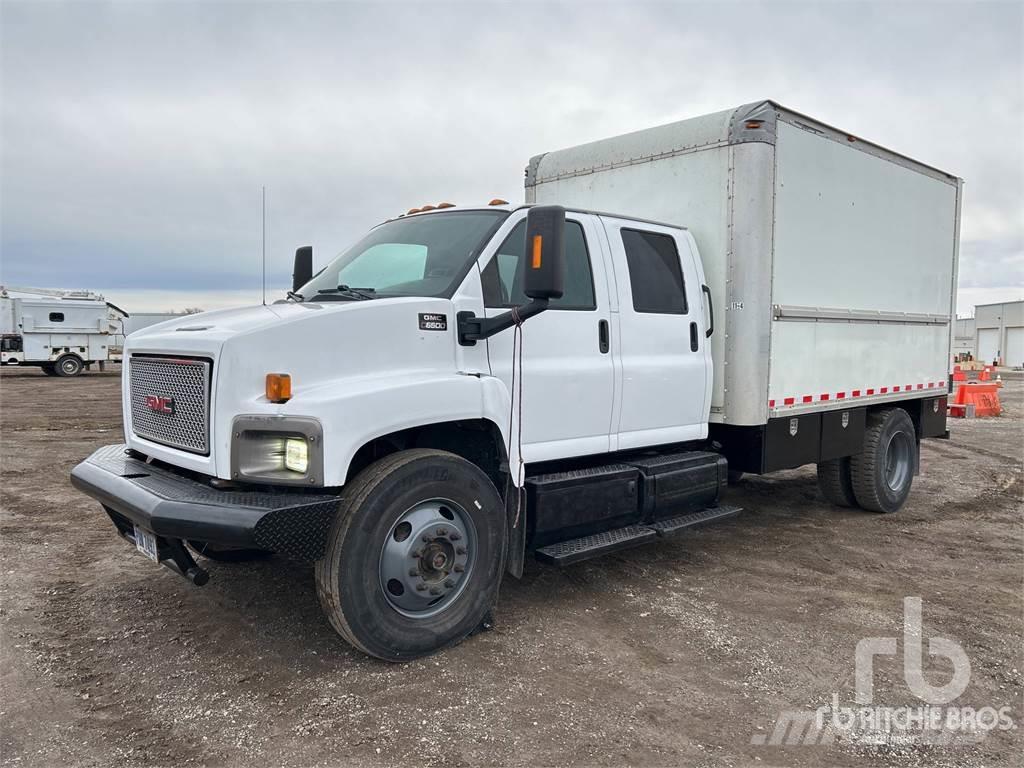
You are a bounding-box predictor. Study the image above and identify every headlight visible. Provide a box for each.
[284,437,308,473]
[230,416,322,486]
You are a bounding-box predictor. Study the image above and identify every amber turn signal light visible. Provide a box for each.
[266,373,292,403]
[531,234,543,269]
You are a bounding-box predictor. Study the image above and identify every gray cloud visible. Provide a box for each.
[2,0,1022,310]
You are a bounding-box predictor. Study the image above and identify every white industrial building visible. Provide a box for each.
[953,317,976,357]
[973,299,1024,368]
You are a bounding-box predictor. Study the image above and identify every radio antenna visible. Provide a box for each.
[261,185,267,305]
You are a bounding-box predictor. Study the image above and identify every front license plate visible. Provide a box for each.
[134,526,159,562]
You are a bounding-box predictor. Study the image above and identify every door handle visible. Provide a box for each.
[598,319,609,354]
[690,321,699,352]
[701,284,714,338]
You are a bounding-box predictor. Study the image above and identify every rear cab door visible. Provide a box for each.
[600,216,712,449]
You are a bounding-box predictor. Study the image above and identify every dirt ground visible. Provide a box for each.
[1,366,1021,767]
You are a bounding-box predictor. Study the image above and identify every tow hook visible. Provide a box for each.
[163,539,210,586]
[118,529,209,586]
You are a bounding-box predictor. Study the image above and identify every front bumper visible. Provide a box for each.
[71,445,340,564]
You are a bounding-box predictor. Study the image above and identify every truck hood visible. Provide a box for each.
[125,298,436,355]
[122,295,468,478]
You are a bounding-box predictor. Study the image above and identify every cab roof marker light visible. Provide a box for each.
[488,198,509,206]
[436,202,455,209]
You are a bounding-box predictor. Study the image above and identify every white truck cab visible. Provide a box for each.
[72,102,959,660]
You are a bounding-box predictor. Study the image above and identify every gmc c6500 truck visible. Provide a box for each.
[72,101,960,660]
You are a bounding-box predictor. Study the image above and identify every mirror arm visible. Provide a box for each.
[457,299,549,346]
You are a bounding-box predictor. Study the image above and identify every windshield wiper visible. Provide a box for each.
[316,285,376,301]
[286,290,305,302]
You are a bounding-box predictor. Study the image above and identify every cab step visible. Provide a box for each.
[647,505,742,535]
[534,504,742,566]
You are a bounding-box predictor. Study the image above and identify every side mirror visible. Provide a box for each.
[521,205,565,300]
[292,246,313,293]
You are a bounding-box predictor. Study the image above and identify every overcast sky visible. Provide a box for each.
[1,0,1021,315]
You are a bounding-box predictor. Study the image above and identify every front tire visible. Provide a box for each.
[850,408,917,513]
[54,355,83,377]
[315,449,506,661]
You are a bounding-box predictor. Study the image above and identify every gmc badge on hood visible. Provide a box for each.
[418,313,447,331]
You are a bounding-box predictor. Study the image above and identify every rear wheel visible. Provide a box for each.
[55,355,83,377]
[315,449,506,661]
[186,541,272,562]
[850,408,917,513]
[817,457,857,507]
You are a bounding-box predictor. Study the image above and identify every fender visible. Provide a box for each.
[292,372,519,487]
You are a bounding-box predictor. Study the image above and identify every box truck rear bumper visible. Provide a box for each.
[70,445,340,571]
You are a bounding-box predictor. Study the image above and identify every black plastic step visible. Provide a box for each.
[534,525,657,566]
[534,505,742,567]
[647,505,742,535]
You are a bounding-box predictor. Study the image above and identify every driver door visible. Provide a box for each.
[480,213,615,463]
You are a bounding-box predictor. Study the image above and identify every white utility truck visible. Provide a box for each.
[72,101,960,660]
[1,286,128,375]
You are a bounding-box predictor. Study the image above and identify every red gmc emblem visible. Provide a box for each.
[144,395,176,415]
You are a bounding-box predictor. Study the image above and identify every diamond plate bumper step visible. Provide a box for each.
[71,445,342,576]
[534,505,742,567]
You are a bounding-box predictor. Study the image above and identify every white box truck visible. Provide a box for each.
[72,101,959,660]
[1,287,128,375]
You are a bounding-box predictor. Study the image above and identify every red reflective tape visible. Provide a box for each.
[893,386,901,392]
[768,399,775,408]
[852,389,861,397]
[866,388,875,395]
[917,383,924,389]
[820,393,830,401]
[803,395,813,403]
[784,397,795,406]
[880,387,888,393]
[837,392,846,399]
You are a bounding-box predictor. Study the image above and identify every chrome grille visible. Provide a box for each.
[129,356,211,454]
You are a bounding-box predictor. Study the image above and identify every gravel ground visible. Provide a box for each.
[1,366,1021,767]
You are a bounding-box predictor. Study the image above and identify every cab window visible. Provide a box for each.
[482,219,596,310]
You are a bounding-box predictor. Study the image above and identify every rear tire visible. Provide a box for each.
[186,541,272,562]
[817,457,857,507]
[55,355,83,377]
[850,408,917,513]
[315,449,506,661]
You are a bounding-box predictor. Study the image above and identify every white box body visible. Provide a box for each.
[526,101,961,426]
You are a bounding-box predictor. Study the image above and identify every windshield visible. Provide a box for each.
[299,210,509,300]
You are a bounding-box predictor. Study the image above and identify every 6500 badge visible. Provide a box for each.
[418,313,447,331]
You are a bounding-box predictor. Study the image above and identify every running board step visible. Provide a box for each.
[647,505,742,535]
[534,505,742,567]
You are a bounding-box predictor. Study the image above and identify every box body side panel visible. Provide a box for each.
[767,120,958,412]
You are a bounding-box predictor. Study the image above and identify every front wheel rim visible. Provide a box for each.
[884,431,912,491]
[61,359,78,374]
[378,498,477,619]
